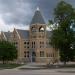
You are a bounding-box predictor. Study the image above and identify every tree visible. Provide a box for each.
[0,40,17,64]
[49,1,75,64]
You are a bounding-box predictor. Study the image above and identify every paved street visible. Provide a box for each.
[0,68,75,75]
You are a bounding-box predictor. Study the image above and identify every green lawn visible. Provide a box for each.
[0,64,23,69]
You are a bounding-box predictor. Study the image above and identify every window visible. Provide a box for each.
[27,46,29,48]
[47,53,50,57]
[32,41,35,48]
[24,42,26,44]
[32,42,33,45]
[34,42,35,44]
[14,42,18,48]
[39,27,44,32]
[24,41,29,49]
[40,42,44,48]
[24,51,26,57]
[46,53,54,57]
[32,42,33,48]
[40,51,44,57]
[34,42,35,48]
[27,42,29,45]
[24,51,29,57]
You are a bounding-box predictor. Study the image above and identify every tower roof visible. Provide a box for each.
[30,8,45,25]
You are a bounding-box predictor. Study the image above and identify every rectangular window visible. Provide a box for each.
[40,51,44,57]
[40,41,44,48]
[32,42,35,48]
[27,42,29,45]
[24,42,26,44]
[24,51,29,57]
[47,53,51,57]
[27,46,29,48]
[24,51,26,57]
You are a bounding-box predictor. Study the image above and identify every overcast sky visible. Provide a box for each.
[0,0,75,31]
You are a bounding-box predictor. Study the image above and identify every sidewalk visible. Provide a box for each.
[14,63,47,70]
[14,62,75,70]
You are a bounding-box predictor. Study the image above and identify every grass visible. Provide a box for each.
[60,64,75,68]
[0,64,23,69]
[46,64,75,69]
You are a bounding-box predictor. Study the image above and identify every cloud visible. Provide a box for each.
[0,0,34,25]
[0,0,33,32]
[0,14,29,32]
[0,0,75,32]
[0,0,75,25]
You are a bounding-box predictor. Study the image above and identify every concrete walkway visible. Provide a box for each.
[14,62,75,70]
[15,63,47,70]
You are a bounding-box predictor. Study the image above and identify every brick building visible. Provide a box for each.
[0,8,59,64]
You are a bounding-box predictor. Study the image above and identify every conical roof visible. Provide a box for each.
[30,8,45,25]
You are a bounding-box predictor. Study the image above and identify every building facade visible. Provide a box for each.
[0,8,59,64]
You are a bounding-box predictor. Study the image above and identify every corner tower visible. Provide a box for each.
[29,7,47,62]
[30,7,46,39]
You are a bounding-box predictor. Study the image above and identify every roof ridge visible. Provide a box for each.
[16,29,29,39]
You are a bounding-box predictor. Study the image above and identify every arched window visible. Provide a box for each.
[39,26,44,32]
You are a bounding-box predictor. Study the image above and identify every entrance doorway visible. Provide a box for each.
[32,52,36,62]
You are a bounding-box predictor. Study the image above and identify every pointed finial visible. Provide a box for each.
[36,7,40,11]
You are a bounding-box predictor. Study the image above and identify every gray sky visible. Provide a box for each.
[0,0,75,31]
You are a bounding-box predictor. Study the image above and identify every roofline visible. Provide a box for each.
[14,28,21,39]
